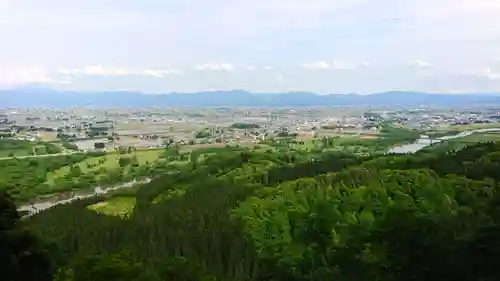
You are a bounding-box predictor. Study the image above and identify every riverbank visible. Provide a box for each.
[19,128,500,217]
[18,178,151,217]
[388,128,500,154]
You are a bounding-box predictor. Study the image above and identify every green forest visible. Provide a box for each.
[3,127,500,281]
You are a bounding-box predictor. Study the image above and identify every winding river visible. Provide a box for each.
[18,178,151,217]
[388,128,500,154]
[17,127,500,216]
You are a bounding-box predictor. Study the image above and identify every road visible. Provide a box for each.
[0,151,81,160]
[0,146,164,160]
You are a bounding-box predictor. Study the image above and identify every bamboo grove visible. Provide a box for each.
[4,141,500,280]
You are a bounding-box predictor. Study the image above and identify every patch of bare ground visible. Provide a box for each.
[359,135,379,140]
[38,131,58,141]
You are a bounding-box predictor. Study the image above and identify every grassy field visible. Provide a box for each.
[180,143,227,153]
[46,149,163,185]
[0,139,61,157]
[0,148,31,157]
[87,196,136,217]
[263,135,378,151]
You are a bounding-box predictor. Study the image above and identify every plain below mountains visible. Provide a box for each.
[2,87,500,108]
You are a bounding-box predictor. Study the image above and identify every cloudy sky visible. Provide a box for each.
[1,0,500,93]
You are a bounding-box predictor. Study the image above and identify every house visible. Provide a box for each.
[89,120,114,130]
[87,120,114,137]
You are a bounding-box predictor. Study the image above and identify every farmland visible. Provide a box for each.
[0,149,166,202]
[45,149,163,185]
[0,138,62,157]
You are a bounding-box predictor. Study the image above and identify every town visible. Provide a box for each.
[2,106,500,156]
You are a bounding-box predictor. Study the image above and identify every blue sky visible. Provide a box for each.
[1,0,500,93]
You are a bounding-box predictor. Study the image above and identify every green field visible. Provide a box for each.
[46,149,163,185]
[0,139,62,157]
[87,196,136,217]
[0,148,31,157]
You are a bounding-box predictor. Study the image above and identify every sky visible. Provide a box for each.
[1,0,500,94]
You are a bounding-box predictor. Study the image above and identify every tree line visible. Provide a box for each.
[3,140,500,280]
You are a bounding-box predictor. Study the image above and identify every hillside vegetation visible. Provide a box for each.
[0,138,62,157]
[4,125,500,281]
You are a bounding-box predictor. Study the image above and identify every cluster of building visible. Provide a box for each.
[10,106,500,151]
[391,108,500,130]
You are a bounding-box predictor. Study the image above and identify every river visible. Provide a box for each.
[18,127,500,216]
[18,178,151,217]
[388,128,500,154]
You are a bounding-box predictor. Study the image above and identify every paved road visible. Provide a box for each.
[0,151,80,161]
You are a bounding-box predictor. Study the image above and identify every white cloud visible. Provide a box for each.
[0,67,55,85]
[58,65,132,76]
[142,69,182,77]
[244,65,257,71]
[195,63,235,71]
[84,65,132,76]
[439,89,468,94]
[57,68,73,75]
[57,66,182,78]
[263,66,274,70]
[302,61,330,69]
[474,67,500,80]
[412,60,431,68]
[303,60,369,70]
[331,60,368,70]
[275,74,288,85]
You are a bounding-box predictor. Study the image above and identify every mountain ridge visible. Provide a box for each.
[2,87,500,108]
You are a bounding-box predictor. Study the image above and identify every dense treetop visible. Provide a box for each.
[3,127,500,280]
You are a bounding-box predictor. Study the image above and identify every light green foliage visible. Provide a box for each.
[0,149,165,202]
[16,127,500,281]
[87,196,136,217]
[0,139,61,157]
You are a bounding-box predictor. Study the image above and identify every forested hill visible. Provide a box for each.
[4,141,500,280]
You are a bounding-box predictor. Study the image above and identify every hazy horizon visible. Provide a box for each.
[4,85,500,96]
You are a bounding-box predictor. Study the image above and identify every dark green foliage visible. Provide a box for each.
[230,123,260,129]
[70,252,148,281]
[0,192,52,281]
[0,139,62,155]
[60,141,78,151]
[0,139,35,150]
[16,139,500,280]
[195,130,211,139]
[26,150,364,280]
[118,156,131,167]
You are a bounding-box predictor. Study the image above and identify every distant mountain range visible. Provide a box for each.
[2,87,500,108]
